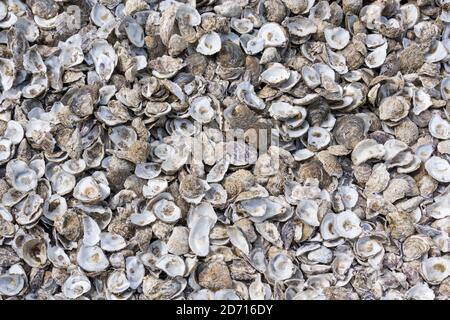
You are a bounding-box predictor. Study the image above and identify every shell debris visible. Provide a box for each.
[0,0,449,301]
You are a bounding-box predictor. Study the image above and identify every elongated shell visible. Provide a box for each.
[189,217,211,257]
[0,58,15,91]
[126,256,145,289]
[227,225,250,254]
[89,40,117,81]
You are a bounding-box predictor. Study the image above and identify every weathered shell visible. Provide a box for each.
[384,139,408,161]
[143,178,168,199]
[189,217,212,257]
[235,81,266,110]
[231,17,253,34]
[153,198,182,223]
[324,27,350,50]
[255,222,283,247]
[402,235,430,262]
[355,236,383,260]
[334,115,366,149]
[126,256,145,290]
[320,213,338,241]
[156,254,186,277]
[258,23,288,47]
[89,40,118,81]
[351,139,385,165]
[100,232,127,252]
[179,176,210,204]
[77,245,110,272]
[365,163,390,194]
[47,245,70,268]
[0,265,26,297]
[107,270,130,294]
[73,176,110,203]
[333,210,362,239]
[176,4,201,27]
[167,226,190,255]
[227,225,250,255]
[441,77,450,100]
[406,283,435,300]
[189,96,216,123]
[421,257,449,285]
[22,238,47,268]
[91,3,114,27]
[0,58,15,91]
[261,63,291,85]
[62,272,91,299]
[307,127,331,151]
[425,157,450,183]
[296,200,319,226]
[365,43,387,68]
[6,160,38,192]
[82,215,101,246]
[379,96,410,122]
[207,157,230,183]
[425,40,447,64]
[428,113,450,140]
[267,253,295,281]
[135,163,161,180]
[412,89,432,115]
[196,32,222,56]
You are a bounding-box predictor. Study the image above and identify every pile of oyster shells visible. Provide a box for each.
[0,0,449,300]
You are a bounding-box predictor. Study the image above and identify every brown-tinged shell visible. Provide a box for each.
[334,115,366,149]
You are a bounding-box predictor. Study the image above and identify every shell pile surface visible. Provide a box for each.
[0,0,449,301]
